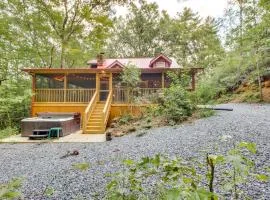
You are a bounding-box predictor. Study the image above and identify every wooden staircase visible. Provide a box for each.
[83,91,112,134]
[85,102,106,134]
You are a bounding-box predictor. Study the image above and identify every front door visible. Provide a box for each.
[99,76,110,101]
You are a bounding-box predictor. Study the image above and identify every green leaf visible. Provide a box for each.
[44,186,54,197]
[238,142,257,154]
[123,159,134,166]
[72,162,90,171]
[208,154,224,165]
[1,191,21,199]
[255,174,269,182]
[164,188,181,200]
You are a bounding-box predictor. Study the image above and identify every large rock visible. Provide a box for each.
[113,131,125,137]
[264,80,270,88]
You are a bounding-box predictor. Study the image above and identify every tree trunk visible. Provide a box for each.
[60,41,66,68]
[255,54,263,100]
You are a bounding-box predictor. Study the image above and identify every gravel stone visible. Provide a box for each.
[0,103,269,199]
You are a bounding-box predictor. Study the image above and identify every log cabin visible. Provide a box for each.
[22,54,202,134]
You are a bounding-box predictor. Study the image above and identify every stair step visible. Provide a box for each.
[87,125,103,128]
[87,122,102,126]
[92,111,103,114]
[91,115,102,118]
[88,118,103,121]
[84,130,104,134]
[88,119,102,121]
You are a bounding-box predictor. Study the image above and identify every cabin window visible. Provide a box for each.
[36,74,64,89]
[154,61,166,68]
[90,63,97,68]
[141,73,162,88]
[67,74,96,89]
[112,73,123,87]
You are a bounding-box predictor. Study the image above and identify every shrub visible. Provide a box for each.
[105,142,268,200]
[0,127,18,139]
[198,109,215,118]
[0,178,23,199]
[162,84,194,122]
[118,114,133,125]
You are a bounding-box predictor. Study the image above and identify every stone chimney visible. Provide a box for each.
[97,52,105,68]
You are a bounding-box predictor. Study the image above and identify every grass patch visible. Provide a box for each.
[72,162,90,171]
[0,178,23,199]
[198,109,216,118]
[0,127,18,140]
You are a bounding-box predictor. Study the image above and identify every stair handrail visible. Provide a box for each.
[102,90,113,126]
[83,91,98,132]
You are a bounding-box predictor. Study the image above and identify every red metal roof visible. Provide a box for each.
[87,54,181,69]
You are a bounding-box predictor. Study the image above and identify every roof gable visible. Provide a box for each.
[149,54,172,67]
[87,54,181,69]
[107,60,125,68]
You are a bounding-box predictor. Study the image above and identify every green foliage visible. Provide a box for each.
[0,127,18,140]
[118,114,133,125]
[106,0,164,57]
[196,0,270,103]
[160,72,195,123]
[0,80,31,130]
[198,109,215,118]
[121,63,141,104]
[106,142,268,199]
[44,186,54,197]
[72,162,90,171]
[107,1,223,69]
[121,63,141,89]
[0,178,23,200]
[106,154,213,200]
[0,0,127,68]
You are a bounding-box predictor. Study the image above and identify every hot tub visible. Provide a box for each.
[21,113,80,137]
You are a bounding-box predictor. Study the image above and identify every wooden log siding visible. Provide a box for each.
[35,89,95,103]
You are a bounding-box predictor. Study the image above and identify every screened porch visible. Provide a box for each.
[33,73,169,104]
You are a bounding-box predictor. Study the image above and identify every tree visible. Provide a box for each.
[1,0,128,68]
[106,0,164,57]
[121,63,141,104]
[163,8,224,68]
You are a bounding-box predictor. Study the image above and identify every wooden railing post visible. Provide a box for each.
[31,74,36,116]
[64,74,67,102]
[191,70,196,91]
[96,73,100,101]
[162,72,165,88]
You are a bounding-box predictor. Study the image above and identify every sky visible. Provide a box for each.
[116,0,229,19]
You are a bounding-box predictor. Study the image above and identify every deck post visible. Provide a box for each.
[162,72,165,88]
[96,73,99,100]
[191,70,196,91]
[64,74,67,102]
[31,74,36,116]
[109,73,112,91]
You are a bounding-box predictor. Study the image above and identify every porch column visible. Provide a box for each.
[31,74,36,116]
[161,72,165,88]
[191,70,196,91]
[109,73,113,91]
[96,73,100,100]
[64,74,67,102]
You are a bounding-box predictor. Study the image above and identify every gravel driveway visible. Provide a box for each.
[0,103,269,199]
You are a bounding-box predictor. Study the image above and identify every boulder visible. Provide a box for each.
[264,80,270,88]
[113,131,125,137]
[110,122,117,128]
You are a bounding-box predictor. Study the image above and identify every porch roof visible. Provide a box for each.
[22,67,203,74]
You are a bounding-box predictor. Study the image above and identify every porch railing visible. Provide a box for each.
[102,90,113,127]
[35,89,95,103]
[83,91,98,133]
[112,87,164,103]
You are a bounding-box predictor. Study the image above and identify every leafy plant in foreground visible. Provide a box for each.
[106,142,268,200]
[0,178,23,200]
